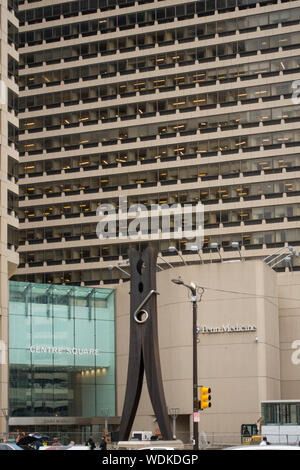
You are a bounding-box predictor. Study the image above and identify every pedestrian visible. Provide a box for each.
[86,435,96,450]
[15,429,21,443]
[99,435,107,450]
[16,430,25,443]
[35,438,43,450]
[52,437,62,446]
[260,436,270,446]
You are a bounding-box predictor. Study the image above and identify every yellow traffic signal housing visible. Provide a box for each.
[200,386,211,410]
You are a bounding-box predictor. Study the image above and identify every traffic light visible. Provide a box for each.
[199,386,211,410]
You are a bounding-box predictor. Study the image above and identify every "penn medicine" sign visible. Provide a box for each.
[200,324,257,334]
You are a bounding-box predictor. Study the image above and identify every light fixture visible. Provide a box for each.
[157,255,174,269]
[210,243,223,262]
[108,264,130,277]
[190,245,204,264]
[231,242,243,260]
[264,246,299,270]
[168,246,187,265]
[284,255,293,272]
[271,255,293,270]
[171,277,184,285]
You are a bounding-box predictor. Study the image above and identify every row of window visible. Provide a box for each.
[18,178,300,219]
[19,30,300,67]
[20,64,297,109]
[19,202,300,241]
[19,51,300,90]
[14,228,300,285]
[17,222,300,267]
[18,0,282,25]
[19,89,296,131]
[17,136,300,167]
[17,120,300,154]
[17,227,300,257]
[262,403,300,425]
[19,72,293,113]
[19,165,300,198]
[19,152,300,178]
[19,7,300,46]
[19,0,152,23]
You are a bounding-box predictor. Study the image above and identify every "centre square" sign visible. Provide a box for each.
[29,345,100,356]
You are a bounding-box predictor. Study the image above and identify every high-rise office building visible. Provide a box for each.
[15,0,300,288]
[0,0,19,436]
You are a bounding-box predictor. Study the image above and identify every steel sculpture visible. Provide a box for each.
[119,245,172,441]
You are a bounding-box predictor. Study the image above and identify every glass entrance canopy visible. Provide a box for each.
[9,281,115,418]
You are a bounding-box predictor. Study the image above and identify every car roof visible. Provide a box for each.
[67,446,90,450]
[139,447,175,450]
[2,443,24,450]
[224,445,300,450]
[40,445,90,450]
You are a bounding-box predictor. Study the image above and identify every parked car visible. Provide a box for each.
[17,433,50,450]
[67,445,91,450]
[224,445,300,450]
[40,444,90,450]
[0,443,24,450]
[139,447,175,451]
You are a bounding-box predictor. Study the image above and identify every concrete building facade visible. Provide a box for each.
[116,259,300,444]
[14,0,300,287]
[0,0,19,436]
[0,0,300,443]
[5,257,300,444]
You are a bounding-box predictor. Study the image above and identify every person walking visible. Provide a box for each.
[99,435,107,450]
[260,436,271,446]
[86,435,96,450]
[52,437,62,446]
[35,438,43,450]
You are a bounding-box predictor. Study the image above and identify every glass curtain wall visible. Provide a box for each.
[9,281,115,418]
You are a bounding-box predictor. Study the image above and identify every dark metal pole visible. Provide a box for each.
[171,278,199,450]
[191,286,198,451]
[5,414,9,440]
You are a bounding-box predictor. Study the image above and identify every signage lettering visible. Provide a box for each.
[29,345,99,356]
[291,340,300,365]
[200,324,257,334]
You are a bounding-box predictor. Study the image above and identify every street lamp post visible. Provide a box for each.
[171,277,199,451]
[108,263,130,277]
[101,408,110,435]
[168,246,187,265]
[0,409,9,441]
[169,408,179,440]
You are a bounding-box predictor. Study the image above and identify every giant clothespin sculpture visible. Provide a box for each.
[119,245,172,441]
